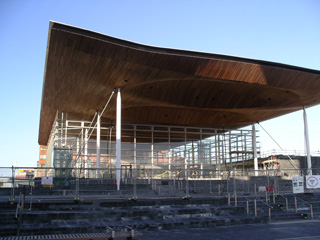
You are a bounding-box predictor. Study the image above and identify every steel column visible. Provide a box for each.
[303,106,312,175]
[84,128,88,178]
[96,111,101,178]
[116,88,121,190]
[252,123,258,176]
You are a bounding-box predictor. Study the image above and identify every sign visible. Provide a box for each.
[41,176,53,186]
[306,175,320,189]
[292,176,304,193]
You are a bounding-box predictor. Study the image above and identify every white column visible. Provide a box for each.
[65,120,68,147]
[96,111,101,178]
[61,112,64,147]
[76,137,80,170]
[303,106,312,175]
[168,127,171,179]
[151,126,154,178]
[252,123,258,176]
[134,125,137,167]
[116,88,121,190]
[81,121,84,175]
[85,128,88,178]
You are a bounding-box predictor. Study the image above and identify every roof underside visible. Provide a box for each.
[38,22,320,145]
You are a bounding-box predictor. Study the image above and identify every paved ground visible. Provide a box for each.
[141,220,320,240]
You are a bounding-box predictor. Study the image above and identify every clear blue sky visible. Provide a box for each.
[0,0,319,167]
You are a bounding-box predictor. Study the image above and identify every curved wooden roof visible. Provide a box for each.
[38,21,320,145]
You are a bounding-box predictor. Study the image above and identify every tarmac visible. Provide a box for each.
[141,220,320,240]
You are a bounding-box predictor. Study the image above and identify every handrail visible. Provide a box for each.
[236,190,252,202]
[295,196,311,206]
[294,196,314,219]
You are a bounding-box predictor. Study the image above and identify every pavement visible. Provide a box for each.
[141,220,320,240]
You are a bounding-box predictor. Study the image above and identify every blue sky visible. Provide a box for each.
[0,0,319,167]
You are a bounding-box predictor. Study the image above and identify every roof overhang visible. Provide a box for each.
[39,21,320,145]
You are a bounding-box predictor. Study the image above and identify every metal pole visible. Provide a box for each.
[116,88,121,191]
[133,125,137,198]
[84,128,88,178]
[228,193,231,206]
[65,120,68,146]
[310,205,314,219]
[234,191,237,206]
[252,123,258,176]
[185,128,189,197]
[268,208,271,222]
[254,199,257,216]
[273,190,276,204]
[168,127,171,179]
[96,111,101,178]
[303,106,312,175]
[294,197,298,213]
[286,198,288,212]
[151,126,154,180]
[61,112,64,147]
[247,201,249,215]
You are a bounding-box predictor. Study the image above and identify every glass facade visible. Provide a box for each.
[48,113,260,178]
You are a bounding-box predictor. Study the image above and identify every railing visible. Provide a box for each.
[294,196,314,219]
[278,194,289,212]
[1,167,320,200]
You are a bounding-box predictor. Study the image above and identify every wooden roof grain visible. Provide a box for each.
[38,21,320,145]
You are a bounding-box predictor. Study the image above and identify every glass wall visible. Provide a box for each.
[48,113,260,179]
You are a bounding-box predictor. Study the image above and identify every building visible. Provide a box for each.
[36,145,47,177]
[38,22,320,188]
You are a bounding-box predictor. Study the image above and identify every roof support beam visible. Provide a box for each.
[116,88,121,190]
[252,123,258,176]
[96,111,101,178]
[303,106,312,175]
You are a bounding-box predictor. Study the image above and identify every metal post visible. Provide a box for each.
[96,111,101,178]
[61,112,64,147]
[234,191,237,206]
[133,125,137,198]
[168,127,171,179]
[185,128,189,197]
[294,197,298,213]
[268,208,271,222]
[254,199,257,216]
[303,106,312,175]
[286,198,288,212]
[116,88,121,191]
[10,165,15,202]
[252,123,258,176]
[254,183,257,196]
[247,201,249,215]
[310,205,314,219]
[273,190,276,204]
[228,193,231,206]
[84,128,88,178]
[151,126,154,180]
[65,120,68,146]
[81,121,84,176]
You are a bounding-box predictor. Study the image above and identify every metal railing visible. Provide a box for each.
[294,196,314,219]
[1,167,320,200]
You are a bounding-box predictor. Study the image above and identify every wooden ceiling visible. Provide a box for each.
[38,21,320,145]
